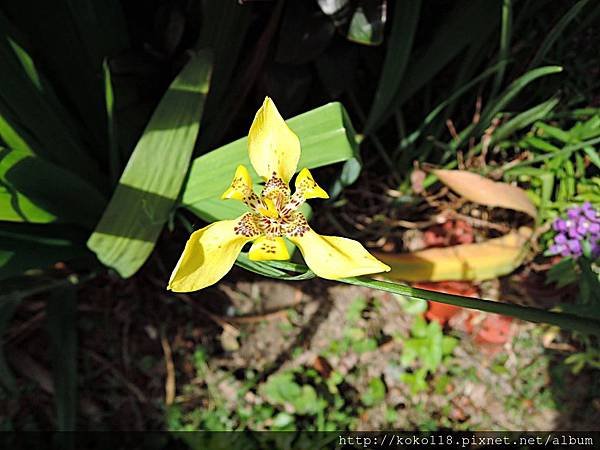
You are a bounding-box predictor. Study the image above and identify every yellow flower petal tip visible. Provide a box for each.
[288,229,390,279]
[295,168,329,199]
[167,218,255,292]
[249,236,290,261]
[248,97,300,183]
[221,165,253,200]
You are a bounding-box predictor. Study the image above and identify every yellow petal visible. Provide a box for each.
[167,216,256,292]
[221,165,253,201]
[295,168,329,199]
[248,97,300,183]
[249,236,290,261]
[288,228,390,279]
[257,197,279,219]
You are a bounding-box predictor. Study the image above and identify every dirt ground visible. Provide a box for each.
[3,264,599,431]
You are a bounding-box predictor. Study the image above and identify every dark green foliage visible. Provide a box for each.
[0,0,598,432]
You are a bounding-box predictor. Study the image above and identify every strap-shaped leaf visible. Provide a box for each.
[0,147,106,227]
[0,14,105,190]
[87,50,213,277]
[46,286,78,431]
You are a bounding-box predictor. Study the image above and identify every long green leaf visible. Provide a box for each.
[194,1,251,150]
[87,50,213,278]
[369,0,502,132]
[0,147,55,223]
[0,14,105,189]
[456,65,563,151]
[365,0,421,132]
[182,102,359,221]
[490,0,512,97]
[1,0,129,155]
[528,0,589,69]
[0,147,106,226]
[46,285,78,431]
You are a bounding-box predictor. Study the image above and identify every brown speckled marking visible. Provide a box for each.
[232,173,312,240]
[233,213,260,237]
[282,212,310,237]
[259,238,278,254]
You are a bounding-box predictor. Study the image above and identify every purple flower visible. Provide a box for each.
[553,219,567,232]
[567,239,582,256]
[576,221,591,235]
[584,208,599,222]
[549,203,600,259]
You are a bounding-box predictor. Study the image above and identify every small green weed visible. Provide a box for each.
[399,316,458,394]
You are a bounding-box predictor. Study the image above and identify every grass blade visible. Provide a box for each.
[490,0,512,97]
[46,285,78,431]
[87,50,213,277]
[1,0,129,155]
[528,0,589,69]
[396,61,509,151]
[194,1,251,150]
[452,97,560,163]
[1,147,56,223]
[466,66,563,147]
[365,0,421,132]
[372,0,502,131]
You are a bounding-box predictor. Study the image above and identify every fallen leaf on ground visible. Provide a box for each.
[377,227,533,282]
[434,169,537,219]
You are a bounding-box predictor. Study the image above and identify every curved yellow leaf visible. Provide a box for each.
[434,169,537,219]
[376,227,533,282]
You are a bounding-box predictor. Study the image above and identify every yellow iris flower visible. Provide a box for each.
[167,97,390,292]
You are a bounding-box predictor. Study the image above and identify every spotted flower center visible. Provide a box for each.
[233,172,311,239]
[221,165,328,245]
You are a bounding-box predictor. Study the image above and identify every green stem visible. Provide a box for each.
[246,259,600,335]
[340,276,600,336]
